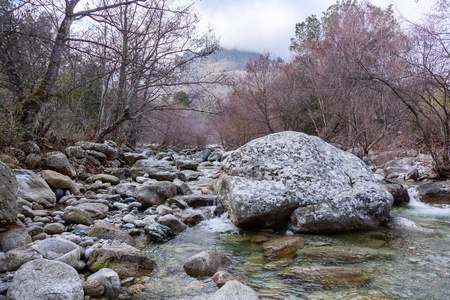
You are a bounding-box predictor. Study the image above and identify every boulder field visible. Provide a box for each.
[0,133,438,299]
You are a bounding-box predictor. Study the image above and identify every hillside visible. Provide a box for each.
[201,48,260,72]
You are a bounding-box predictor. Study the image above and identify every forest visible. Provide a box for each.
[1,0,450,176]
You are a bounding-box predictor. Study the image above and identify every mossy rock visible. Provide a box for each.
[262,237,305,259]
[62,208,93,226]
[276,266,370,290]
[297,246,394,263]
[220,235,251,245]
[88,221,135,246]
[87,245,156,278]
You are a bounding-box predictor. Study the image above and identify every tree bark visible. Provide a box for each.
[17,0,80,129]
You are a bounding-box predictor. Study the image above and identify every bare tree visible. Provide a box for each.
[84,0,219,143]
[289,0,407,153]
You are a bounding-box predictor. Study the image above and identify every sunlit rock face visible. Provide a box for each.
[216,131,393,233]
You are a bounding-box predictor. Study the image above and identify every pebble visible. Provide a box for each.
[80,240,95,247]
[128,202,142,209]
[82,236,99,242]
[75,260,86,271]
[32,232,48,241]
[35,217,51,223]
[134,220,147,228]
[123,197,136,203]
[72,229,89,236]
[61,232,82,244]
[122,223,135,229]
[3,274,14,281]
[75,224,92,232]
[0,282,9,294]
[113,202,129,210]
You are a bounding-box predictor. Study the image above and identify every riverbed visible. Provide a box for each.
[135,187,450,299]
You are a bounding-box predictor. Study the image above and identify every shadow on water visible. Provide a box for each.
[134,187,450,299]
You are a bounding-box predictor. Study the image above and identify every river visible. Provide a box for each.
[135,186,450,299]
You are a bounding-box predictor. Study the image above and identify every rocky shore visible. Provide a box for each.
[0,132,446,299]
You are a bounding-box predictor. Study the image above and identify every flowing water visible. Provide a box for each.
[134,187,450,300]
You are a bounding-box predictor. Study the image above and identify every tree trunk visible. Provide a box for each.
[17,0,79,130]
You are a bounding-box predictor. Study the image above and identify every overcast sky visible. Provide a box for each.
[190,0,435,60]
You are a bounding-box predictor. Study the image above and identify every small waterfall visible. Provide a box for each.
[407,186,450,218]
[198,212,240,234]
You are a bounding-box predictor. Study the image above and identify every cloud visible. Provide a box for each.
[194,0,316,59]
[189,0,433,59]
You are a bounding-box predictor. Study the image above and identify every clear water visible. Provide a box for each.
[133,187,450,300]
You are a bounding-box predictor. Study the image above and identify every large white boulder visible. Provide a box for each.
[216,131,393,233]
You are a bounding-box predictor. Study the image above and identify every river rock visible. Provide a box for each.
[62,208,94,226]
[14,169,56,208]
[0,220,32,252]
[105,167,131,179]
[176,157,198,171]
[216,131,393,233]
[156,204,173,216]
[19,141,41,155]
[87,244,156,278]
[75,141,119,160]
[184,251,232,276]
[25,153,42,168]
[0,161,18,228]
[44,222,65,235]
[276,266,370,290]
[82,279,105,297]
[175,210,205,226]
[88,221,135,246]
[177,194,216,207]
[75,202,109,219]
[0,154,19,168]
[0,237,81,271]
[147,181,178,198]
[87,268,120,298]
[181,170,201,181]
[382,180,410,205]
[135,181,177,209]
[157,214,187,233]
[7,259,83,300]
[405,168,419,181]
[42,151,77,178]
[417,181,450,204]
[383,158,415,177]
[92,173,120,185]
[130,159,182,181]
[208,280,259,300]
[386,217,435,234]
[3,146,26,161]
[208,151,224,162]
[262,237,305,259]
[115,182,139,198]
[39,170,79,195]
[65,145,86,160]
[297,246,394,263]
[135,184,163,209]
[196,149,211,162]
[211,270,250,288]
[144,222,175,242]
[124,152,148,166]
